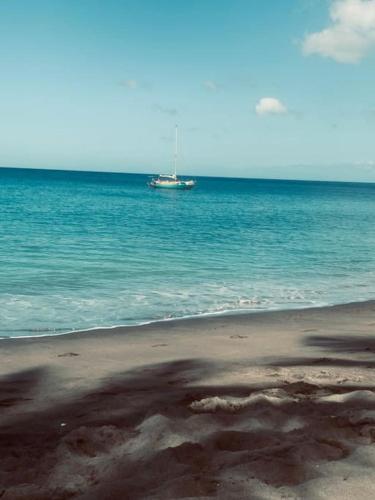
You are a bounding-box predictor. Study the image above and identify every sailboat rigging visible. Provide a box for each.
[149,126,196,190]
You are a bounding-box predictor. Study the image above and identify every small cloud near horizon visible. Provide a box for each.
[119,79,138,89]
[202,80,219,92]
[355,159,375,171]
[255,97,288,116]
[302,0,375,63]
[153,104,178,116]
[160,135,174,143]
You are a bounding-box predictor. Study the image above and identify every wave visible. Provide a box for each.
[4,296,373,340]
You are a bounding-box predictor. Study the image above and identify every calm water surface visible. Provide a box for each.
[1,167,375,337]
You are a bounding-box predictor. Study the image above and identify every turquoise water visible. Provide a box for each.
[1,167,375,337]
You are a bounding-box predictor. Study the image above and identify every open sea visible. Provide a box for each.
[1,167,375,338]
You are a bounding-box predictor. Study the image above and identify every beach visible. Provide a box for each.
[2,0,375,498]
[1,301,375,499]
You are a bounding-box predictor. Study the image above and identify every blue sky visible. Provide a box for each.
[0,0,375,181]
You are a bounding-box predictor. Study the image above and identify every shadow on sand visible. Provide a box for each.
[1,352,375,499]
[305,334,375,353]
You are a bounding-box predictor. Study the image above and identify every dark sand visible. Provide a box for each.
[1,301,375,499]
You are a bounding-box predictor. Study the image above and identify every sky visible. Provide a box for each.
[0,0,375,182]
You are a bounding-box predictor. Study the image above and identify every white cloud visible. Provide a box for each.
[355,159,375,170]
[255,97,288,116]
[154,104,178,116]
[203,80,218,91]
[302,0,375,63]
[120,79,138,89]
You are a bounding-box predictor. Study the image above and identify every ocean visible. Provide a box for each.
[1,167,374,338]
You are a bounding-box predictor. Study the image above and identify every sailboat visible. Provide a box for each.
[149,126,196,190]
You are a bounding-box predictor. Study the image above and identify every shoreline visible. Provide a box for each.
[1,298,375,498]
[3,298,375,343]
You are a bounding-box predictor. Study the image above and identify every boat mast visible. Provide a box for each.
[174,124,178,178]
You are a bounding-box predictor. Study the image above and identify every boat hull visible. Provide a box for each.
[150,180,195,190]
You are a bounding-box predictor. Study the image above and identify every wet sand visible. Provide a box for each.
[1,301,375,499]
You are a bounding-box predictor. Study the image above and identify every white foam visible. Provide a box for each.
[190,389,296,413]
[319,390,375,404]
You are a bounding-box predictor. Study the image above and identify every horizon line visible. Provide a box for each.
[0,164,374,187]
